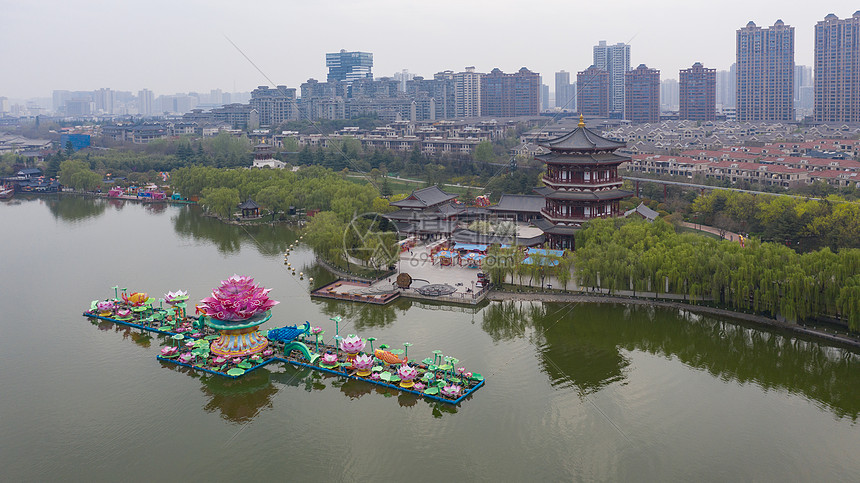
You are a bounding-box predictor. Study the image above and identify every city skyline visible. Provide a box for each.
[1,1,847,100]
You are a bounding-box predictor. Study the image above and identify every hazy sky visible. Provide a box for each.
[2,0,854,99]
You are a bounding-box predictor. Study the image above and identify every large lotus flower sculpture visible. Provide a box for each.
[164,290,189,304]
[122,292,149,306]
[352,354,374,376]
[339,335,365,355]
[397,364,419,381]
[198,275,278,321]
[441,384,462,398]
[96,300,115,312]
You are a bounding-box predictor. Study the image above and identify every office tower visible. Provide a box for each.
[624,64,660,123]
[138,89,154,116]
[577,66,610,118]
[325,50,373,82]
[555,70,572,109]
[480,68,540,117]
[679,62,716,121]
[660,79,679,111]
[736,20,794,121]
[453,67,482,118]
[593,40,630,116]
[814,12,860,123]
[716,64,736,108]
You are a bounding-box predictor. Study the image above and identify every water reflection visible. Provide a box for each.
[45,195,107,223]
[313,298,403,330]
[171,206,299,256]
[90,317,152,348]
[482,300,860,419]
[198,368,280,423]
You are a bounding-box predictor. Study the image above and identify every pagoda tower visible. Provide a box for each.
[533,116,632,249]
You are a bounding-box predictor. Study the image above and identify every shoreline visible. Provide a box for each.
[488,290,860,350]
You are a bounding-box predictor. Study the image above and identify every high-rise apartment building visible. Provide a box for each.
[480,67,540,117]
[453,67,482,118]
[541,81,550,111]
[716,64,736,108]
[138,89,154,116]
[250,85,298,126]
[555,70,574,110]
[624,64,660,123]
[325,50,373,82]
[577,66,610,118]
[660,79,679,111]
[94,88,114,114]
[736,20,794,121]
[814,12,860,123]
[679,62,716,121]
[593,40,630,117]
[794,65,812,103]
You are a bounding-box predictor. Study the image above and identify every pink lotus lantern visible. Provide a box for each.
[352,354,374,377]
[163,290,189,305]
[262,349,274,357]
[199,275,278,357]
[441,384,462,399]
[412,382,426,391]
[213,356,227,365]
[161,346,178,357]
[397,364,419,388]
[179,353,194,364]
[320,352,339,368]
[115,308,132,320]
[198,275,278,321]
[339,335,365,360]
[456,367,466,375]
[311,326,323,335]
[370,372,381,380]
[97,300,115,315]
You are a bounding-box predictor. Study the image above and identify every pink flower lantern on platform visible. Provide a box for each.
[352,354,374,377]
[198,275,278,357]
[397,364,419,388]
[441,384,462,399]
[339,335,365,361]
[320,352,339,368]
[199,275,278,322]
[97,300,115,316]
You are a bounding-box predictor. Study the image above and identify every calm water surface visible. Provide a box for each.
[1,196,858,481]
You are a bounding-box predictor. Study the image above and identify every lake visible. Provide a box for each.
[1,195,858,481]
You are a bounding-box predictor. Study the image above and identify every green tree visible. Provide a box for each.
[200,187,240,219]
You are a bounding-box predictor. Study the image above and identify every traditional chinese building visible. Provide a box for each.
[533,116,633,249]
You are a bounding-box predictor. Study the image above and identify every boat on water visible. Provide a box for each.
[0,186,14,200]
